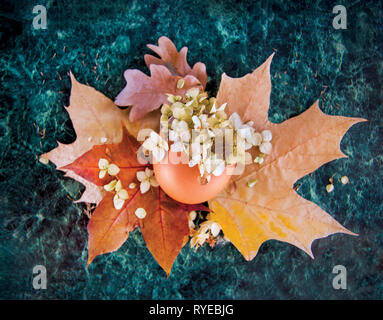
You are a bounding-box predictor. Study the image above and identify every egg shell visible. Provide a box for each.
[153,150,234,204]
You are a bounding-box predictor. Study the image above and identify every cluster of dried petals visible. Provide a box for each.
[142,131,169,162]
[190,219,222,250]
[98,159,129,209]
[144,87,273,182]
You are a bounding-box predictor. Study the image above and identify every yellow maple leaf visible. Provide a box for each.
[209,54,366,260]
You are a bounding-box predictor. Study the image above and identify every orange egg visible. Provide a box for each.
[153,150,234,204]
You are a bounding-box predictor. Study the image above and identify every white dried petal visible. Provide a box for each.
[136,171,147,182]
[177,78,185,89]
[104,179,117,191]
[99,169,107,179]
[210,102,217,114]
[113,194,125,210]
[118,189,129,200]
[210,223,221,237]
[326,184,334,193]
[218,102,227,111]
[129,183,137,189]
[212,161,225,177]
[229,112,242,129]
[189,211,197,221]
[98,158,109,170]
[192,115,201,129]
[259,142,272,154]
[150,131,162,144]
[251,132,263,146]
[140,180,151,194]
[247,179,257,188]
[186,87,199,98]
[160,139,169,151]
[143,138,156,151]
[135,208,147,219]
[144,167,152,177]
[261,130,273,142]
[341,176,349,184]
[107,164,120,176]
[115,180,122,192]
[166,94,176,103]
[100,137,107,143]
[198,164,205,176]
[39,156,49,165]
[152,147,166,162]
[169,130,178,142]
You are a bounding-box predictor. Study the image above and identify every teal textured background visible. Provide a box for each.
[0,0,382,299]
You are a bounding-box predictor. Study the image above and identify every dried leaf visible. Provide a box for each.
[210,54,366,260]
[43,73,157,204]
[144,36,207,87]
[87,192,139,266]
[115,65,202,122]
[115,37,207,122]
[64,124,207,274]
[62,125,147,187]
[138,188,206,275]
[42,73,129,203]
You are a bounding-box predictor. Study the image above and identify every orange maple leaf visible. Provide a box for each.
[64,125,206,274]
[209,54,367,260]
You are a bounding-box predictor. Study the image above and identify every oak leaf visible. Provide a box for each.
[115,37,207,122]
[144,36,207,87]
[209,54,366,260]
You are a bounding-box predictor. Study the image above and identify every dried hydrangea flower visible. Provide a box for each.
[142,131,169,162]
[229,112,262,149]
[190,220,222,250]
[259,141,272,154]
[136,168,159,194]
[188,210,197,230]
[169,119,191,152]
[113,187,129,210]
[98,158,120,179]
[104,179,117,191]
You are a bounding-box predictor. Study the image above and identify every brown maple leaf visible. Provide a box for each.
[115,37,207,122]
[43,73,159,205]
[42,73,130,204]
[209,54,366,260]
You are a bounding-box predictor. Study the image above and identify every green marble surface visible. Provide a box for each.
[0,0,382,299]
